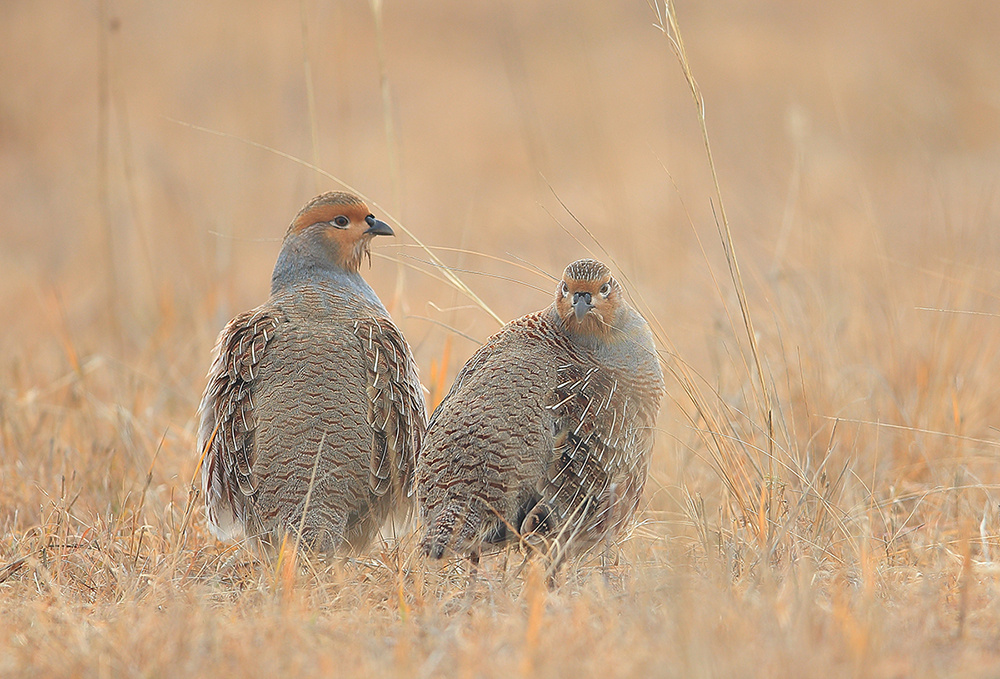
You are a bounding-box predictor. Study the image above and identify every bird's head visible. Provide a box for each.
[555,259,622,337]
[283,191,394,272]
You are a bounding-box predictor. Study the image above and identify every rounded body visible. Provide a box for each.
[197,192,425,553]
[417,295,664,565]
[247,284,403,549]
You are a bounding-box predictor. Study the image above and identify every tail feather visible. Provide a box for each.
[202,453,246,541]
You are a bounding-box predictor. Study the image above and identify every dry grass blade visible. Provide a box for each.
[166,118,503,326]
[397,253,551,296]
[391,243,559,283]
[299,0,322,195]
[653,0,773,458]
[4,2,1000,677]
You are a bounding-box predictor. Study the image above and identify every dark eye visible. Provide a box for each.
[560,282,569,297]
[600,283,610,296]
[333,216,350,228]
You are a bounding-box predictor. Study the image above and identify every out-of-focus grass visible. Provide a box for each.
[2,1,1000,676]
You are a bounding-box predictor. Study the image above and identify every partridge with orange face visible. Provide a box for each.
[198,191,426,553]
[417,259,664,568]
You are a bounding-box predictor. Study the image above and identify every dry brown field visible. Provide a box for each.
[2,1,1000,676]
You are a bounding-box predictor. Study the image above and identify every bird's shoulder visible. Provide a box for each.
[352,313,427,497]
[198,302,284,536]
[451,306,573,385]
[205,304,284,391]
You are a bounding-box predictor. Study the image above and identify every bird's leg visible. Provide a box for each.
[545,555,563,591]
[601,483,619,587]
[463,547,481,601]
[543,536,569,591]
[469,547,481,580]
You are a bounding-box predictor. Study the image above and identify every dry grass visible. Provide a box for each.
[3,1,1000,676]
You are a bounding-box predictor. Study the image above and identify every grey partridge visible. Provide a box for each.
[197,191,426,553]
[417,259,664,569]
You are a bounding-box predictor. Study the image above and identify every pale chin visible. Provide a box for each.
[564,311,600,329]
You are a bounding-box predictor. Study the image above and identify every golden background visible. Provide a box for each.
[2,1,999,675]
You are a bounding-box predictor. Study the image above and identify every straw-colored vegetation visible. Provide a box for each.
[2,1,999,676]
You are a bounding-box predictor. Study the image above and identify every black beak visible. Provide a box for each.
[572,291,593,321]
[364,214,394,236]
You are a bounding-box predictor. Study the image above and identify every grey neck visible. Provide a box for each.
[545,305,599,351]
[270,232,362,296]
[548,303,650,364]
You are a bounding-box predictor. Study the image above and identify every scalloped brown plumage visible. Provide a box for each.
[416,259,664,569]
[197,191,426,553]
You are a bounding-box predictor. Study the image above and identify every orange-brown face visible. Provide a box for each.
[555,259,620,335]
[287,191,394,271]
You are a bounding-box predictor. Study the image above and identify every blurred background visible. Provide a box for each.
[2,0,999,553]
[5,2,1000,674]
